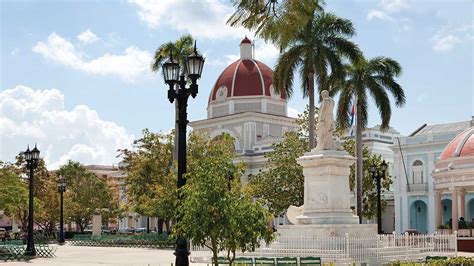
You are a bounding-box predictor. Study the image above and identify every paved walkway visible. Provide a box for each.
[4,244,473,265]
[6,245,206,266]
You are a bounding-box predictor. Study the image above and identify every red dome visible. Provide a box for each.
[439,128,474,160]
[241,36,252,44]
[209,59,284,103]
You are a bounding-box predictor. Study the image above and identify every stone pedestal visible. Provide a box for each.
[277,224,377,237]
[92,214,102,236]
[282,149,377,237]
[296,150,359,225]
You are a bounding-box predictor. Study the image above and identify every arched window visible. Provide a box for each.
[216,86,227,101]
[412,160,424,184]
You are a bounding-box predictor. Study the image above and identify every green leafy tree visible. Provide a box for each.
[25,158,60,233]
[1,158,59,233]
[248,131,307,215]
[341,139,392,219]
[0,162,30,230]
[119,129,176,232]
[273,11,360,150]
[331,56,405,221]
[176,132,273,265]
[59,161,116,232]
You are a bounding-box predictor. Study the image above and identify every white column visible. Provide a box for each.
[435,190,442,229]
[459,189,466,218]
[427,153,436,233]
[451,188,458,231]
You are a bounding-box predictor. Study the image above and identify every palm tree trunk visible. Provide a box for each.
[356,99,363,224]
[308,73,316,149]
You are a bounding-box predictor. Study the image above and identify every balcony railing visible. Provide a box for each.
[406,183,428,192]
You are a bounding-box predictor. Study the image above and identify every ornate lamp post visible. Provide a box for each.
[370,160,388,234]
[24,144,40,256]
[57,175,67,245]
[161,42,204,266]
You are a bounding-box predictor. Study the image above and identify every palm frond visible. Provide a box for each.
[274,45,302,98]
[152,42,174,73]
[374,75,406,107]
[367,77,392,130]
[357,91,369,129]
[335,86,353,130]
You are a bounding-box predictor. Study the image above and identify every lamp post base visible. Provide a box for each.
[174,236,190,266]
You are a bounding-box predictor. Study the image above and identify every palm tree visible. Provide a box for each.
[151,34,194,75]
[273,11,360,149]
[331,56,405,222]
[227,0,323,48]
[150,34,195,232]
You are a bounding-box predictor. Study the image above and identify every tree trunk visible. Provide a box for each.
[157,217,164,234]
[212,240,218,266]
[164,219,170,233]
[356,99,363,224]
[308,73,316,150]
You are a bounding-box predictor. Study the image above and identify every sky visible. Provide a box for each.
[1,0,472,169]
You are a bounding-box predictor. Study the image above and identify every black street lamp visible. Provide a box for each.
[57,175,66,245]
[370,160,388,235]
[162,42,204,266]
[24,144,40,256]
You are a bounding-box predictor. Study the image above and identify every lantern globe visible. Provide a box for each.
[162,56,180,84]
[186,43,205,79]
[24,146,32,161]
[31,145,40,160]
[369,164,376,174]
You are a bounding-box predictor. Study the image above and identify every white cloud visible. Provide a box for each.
[0,85,135,170]
[367,0,409,23]
[287,107,300,118]
[254,41,279,66]
[432,35,461,52]
[431,24,472,52]
[77,29,100,44]
[379,0,409,13]
[33,32,153,81]
[129,0,250,39]
[367,10,393,21]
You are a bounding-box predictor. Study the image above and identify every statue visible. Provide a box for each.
[315,90,335,151]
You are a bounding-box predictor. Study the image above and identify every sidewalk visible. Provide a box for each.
[6,245,207,266]
[4,244,473,265]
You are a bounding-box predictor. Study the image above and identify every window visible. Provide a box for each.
[216,86,227,101]
[412,160,423,184]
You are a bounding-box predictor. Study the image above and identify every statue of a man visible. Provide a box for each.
[315,90,335,151]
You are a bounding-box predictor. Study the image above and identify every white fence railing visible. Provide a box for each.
[190,232,457,264]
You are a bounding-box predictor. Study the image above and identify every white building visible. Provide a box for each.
[85,165,158,231]
[190,37,297,180]
[346,125,401,233]
[391,119,474,234]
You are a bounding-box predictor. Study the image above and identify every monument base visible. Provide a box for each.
[276,223,377,237]
[296,211,359,224]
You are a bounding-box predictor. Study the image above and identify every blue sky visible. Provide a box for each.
[1,0,472,168]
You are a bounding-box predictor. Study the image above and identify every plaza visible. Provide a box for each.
[6,245,189,266]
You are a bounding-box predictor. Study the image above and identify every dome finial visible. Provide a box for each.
[240,36,253,59]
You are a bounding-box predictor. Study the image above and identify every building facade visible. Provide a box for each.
[391,119,474,234]
[351,125,401,233]
[190,37,297,181]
